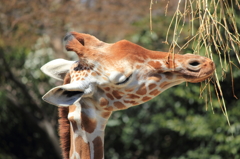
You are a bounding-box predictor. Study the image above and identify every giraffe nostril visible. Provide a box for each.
[189,61,200,66]
[186,59,201,72]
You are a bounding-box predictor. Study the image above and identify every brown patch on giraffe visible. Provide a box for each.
[127,94,140,99]
[91,72,97,76]
[160,81,169,88]
[136,84,147,95]
[148,75,162,82]
[106,93,114,100]
[63,72,71,84]
[123,100,138,105]
[75,136,91,159]
[148,83,157,90]
[101,111,112,118]
[114,101,127,110]
[125,88,134,92]
[103,87,110,91]
[93,136,103,159]
[81,112,97,133]
[69,105,77,113]
[149,89,161,96]
[112,90,123,99]
[104,106,113,111]
[99,97,109,107]
[68,116,78,132]
[76,77,80,80]
[142,96,152,102]
[136,65,141,69]
[96,71,101,76]
[148,61,162,69]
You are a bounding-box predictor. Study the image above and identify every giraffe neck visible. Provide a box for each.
[68,100,111,159]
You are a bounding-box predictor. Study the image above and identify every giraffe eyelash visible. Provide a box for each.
[116,74,133,85]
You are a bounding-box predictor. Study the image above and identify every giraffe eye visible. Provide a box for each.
[116,74,132,85]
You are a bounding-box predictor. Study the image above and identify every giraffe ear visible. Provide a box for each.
[41,59,75,81]
[42,83,84,107]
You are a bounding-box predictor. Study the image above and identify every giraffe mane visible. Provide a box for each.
[58,72,71,159]
[58,107,70,159]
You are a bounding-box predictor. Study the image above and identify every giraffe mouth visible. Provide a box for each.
[181,68,214,83]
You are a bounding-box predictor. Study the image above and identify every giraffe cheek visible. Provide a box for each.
[106,93,114,100]
[136,84,147,95]
[147,75,162,82]
[114,101,127,110]
[127,94,140,99]
[99,97,109,107]
[148,61,162,69]
[149,89,161,96]
[112,90,124,99]
[142,96,152,102]
[160,81,169,88]
[148,83,157,90]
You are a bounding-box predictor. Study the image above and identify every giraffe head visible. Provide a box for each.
[42,32,215,111]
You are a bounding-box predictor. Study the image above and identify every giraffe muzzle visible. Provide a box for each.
[181,55,215,83]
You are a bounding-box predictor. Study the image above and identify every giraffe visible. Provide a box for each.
[41,32,215,159]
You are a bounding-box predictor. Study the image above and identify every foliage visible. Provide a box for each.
[163,0,240,124]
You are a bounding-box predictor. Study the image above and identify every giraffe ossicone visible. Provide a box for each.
[41,32,215,159]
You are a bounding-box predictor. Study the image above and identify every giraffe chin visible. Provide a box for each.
[183,73,213,83]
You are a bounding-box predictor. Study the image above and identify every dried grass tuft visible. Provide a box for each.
[151,0,240,125]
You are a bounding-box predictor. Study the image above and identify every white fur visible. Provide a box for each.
[109,71,126,83]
